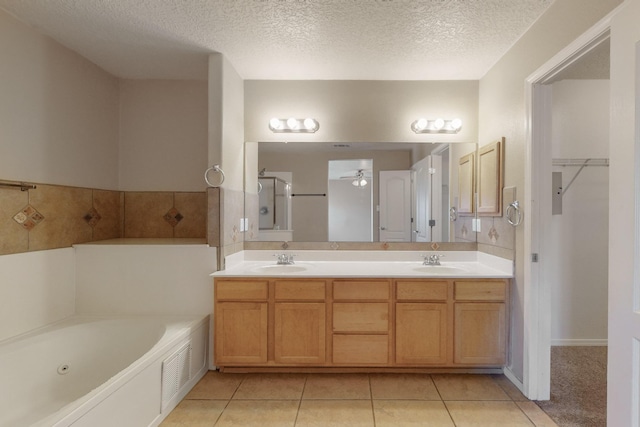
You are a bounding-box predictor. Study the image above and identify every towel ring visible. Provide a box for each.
[506,201,522,226]
[204,165,225,187]
[449,206,458,222]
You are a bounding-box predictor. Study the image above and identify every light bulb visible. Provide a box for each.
[415,118,428,131]
[287,117,298,129]
[433,118,445,130]
[450,118,462,131]
[303,118,317,130]
[269,118,282,130]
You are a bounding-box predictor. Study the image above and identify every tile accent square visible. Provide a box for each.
[164,207,184,227]
[83,207,102,227]
[13,205,45,230]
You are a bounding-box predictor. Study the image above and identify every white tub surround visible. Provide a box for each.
[0,315,209,427]
[214,250,513,278]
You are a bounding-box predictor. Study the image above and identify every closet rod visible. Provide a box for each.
[554,158,608,197]
[552,158,609,167]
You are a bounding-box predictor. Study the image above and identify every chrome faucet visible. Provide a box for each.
[275,253,295,265]
[422,254,444,266]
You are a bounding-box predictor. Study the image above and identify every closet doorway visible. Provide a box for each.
[525,18,612,404]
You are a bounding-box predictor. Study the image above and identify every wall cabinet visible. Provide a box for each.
[214,277,508,371]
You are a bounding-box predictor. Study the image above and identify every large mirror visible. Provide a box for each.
[244,141,477,243]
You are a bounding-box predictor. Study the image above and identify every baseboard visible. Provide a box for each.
[551,339,608,346]
[502,366,525,394]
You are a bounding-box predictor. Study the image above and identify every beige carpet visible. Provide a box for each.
[536,346,607,427]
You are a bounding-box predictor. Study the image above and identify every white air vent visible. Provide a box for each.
[161,342,192,411]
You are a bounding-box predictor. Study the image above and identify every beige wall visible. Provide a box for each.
[245,80,478,145]
[0,8,119,189]
[119,80,208,191]
[478,0,623,380]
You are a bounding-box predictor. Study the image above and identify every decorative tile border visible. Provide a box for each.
[13,205,45,230]
[0,183,207,256]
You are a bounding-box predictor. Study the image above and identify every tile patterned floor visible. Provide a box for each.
[160,372,559,426]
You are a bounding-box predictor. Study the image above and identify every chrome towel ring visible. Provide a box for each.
[449,206,458,222]
[204,165,225,187]
[506,201,522,226]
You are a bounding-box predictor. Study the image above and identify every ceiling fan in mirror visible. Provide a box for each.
[339,169,369,188]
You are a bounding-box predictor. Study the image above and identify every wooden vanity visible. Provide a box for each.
[214,276,509,372]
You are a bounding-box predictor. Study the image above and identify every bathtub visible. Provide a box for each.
[0,315,209,427]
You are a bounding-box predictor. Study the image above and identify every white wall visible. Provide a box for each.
[0,9,119,189]
[118,80,209,191]
[549,80,609,345]
[478,0,622,380]
[0,249,76,341]
[607,0,640,422]
[209,54,245,192]
[328,179,373,241]
[74,243,216,316]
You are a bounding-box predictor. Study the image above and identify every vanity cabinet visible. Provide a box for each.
[453,281,507,365]
[214,278,328,367]
[214,277,509,371]
[332,280,391,365]
[395,281,449,365]
[215,280,269,364]
[274,280,326,364]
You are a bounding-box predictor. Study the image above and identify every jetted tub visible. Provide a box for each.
[0,315,209,427]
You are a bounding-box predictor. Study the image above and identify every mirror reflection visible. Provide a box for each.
[245,141,476,243]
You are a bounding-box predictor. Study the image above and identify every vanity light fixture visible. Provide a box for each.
[411,118,462,134]
[269,117,319,133]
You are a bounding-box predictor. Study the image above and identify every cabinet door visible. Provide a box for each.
[215,302,268,365]
[396,303,448,365]
[275,303,326,364]
[454,303,505,365]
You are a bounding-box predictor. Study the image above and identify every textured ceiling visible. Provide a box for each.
[0,0,555,80]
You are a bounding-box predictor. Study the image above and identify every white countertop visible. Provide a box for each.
[212,250,513,278]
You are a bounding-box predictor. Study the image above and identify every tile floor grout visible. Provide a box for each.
[161,372,560,426]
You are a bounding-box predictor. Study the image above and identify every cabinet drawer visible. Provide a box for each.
[333,280,390,300]
[275,280,326,301]
[216,280,269,301]
[397,281,448,301]
[333,335,389,364]
[454,281,506,301]
[333,303,389,332]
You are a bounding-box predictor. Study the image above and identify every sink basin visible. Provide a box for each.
[252,265,308,274]
[412,266,467,275]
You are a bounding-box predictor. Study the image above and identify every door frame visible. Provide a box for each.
[523,10,618,400]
